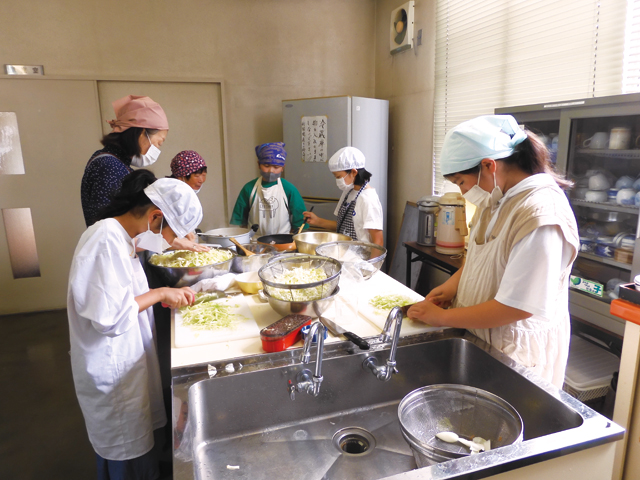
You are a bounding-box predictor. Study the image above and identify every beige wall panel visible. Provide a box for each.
[97,81,226,230]
[0,0,378,313]
[0,0,376,225]
[0,78,102,314]
[374,0,437,257]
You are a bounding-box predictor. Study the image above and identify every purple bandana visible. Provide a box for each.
[255,142,286,166]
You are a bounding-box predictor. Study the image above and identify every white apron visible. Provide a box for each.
[68,219,166,460]
[454,182,576,388]
[248,177,291,237]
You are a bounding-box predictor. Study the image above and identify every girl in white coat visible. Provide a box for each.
[68,169,202,479]
[408,115,579,388]
[303,147,384,246]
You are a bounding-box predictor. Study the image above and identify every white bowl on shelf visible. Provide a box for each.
[584,190,608,203]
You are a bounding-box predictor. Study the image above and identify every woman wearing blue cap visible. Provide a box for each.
[230,142,307,237]
[408,115,579,388]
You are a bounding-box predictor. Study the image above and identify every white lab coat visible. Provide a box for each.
[67,218,166,460]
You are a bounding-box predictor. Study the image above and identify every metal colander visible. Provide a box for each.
[398,384,523,467]
[258,254,341,302]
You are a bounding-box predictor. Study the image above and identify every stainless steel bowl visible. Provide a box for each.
[142,247,236,287]
[293,232,352,254]
[258,254,342,302]
[398,384,523,467]
[262,286,340,317]
[315,241,387,280]
[231,243,277,273]
[198,227,255,247]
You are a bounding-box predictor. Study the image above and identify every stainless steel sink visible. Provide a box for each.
[171,329,623,480]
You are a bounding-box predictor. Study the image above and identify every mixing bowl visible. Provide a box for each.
[258,254,341,302]
[235,271,263,295]
[315,241,386,281]
[293,231,352,254]
[261,286,340,317]
[142,247,236,287]
[231,243,277,273]
[398,384,523,467]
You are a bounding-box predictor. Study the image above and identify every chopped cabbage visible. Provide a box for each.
[269,267,328,301]
[369,294,413,311]
[149,249,232,268]
[179,295,242,330]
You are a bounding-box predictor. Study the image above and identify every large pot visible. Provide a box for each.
[198,226,257,247]
[256,234,296,252]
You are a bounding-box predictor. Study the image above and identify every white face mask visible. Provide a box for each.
[134,217,171,254]
[131,132,161,168]
[462,168,503,209]
[336,175,353,192]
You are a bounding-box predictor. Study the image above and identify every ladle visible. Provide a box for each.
[435,431,485,452]
[297,206,314,234]
[230,237,255,256]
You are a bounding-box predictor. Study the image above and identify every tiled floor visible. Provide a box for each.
[0,309,173,480]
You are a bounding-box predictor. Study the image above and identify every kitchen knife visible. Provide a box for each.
[318,316,370,350]
[400,303,415,317]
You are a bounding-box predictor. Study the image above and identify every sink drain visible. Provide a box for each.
[332,427,376,456]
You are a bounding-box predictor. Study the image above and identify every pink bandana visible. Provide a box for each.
[107,95,169,133]
[170,150,207,177]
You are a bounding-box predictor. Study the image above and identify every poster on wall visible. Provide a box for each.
[301,115,327,163]
[0,112,26,175]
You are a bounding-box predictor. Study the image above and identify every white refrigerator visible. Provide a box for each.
[282,96,389,245]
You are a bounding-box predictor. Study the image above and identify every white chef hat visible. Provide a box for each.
[440,115,527,176]
[328,147,366,172]
[144,178,203,238]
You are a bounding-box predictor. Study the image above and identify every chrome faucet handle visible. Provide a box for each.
[288,380,296,401]
[293,321,326,397]
[364,307,403,382]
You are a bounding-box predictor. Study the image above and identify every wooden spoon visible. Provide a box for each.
[297,206,314,234]
[230,237,255,256]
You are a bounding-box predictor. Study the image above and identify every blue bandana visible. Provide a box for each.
[255,142,287,166]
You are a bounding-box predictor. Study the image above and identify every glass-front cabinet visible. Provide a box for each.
[497,93,640,336]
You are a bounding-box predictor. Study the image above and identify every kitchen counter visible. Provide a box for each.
[170,271,434,369]
[169,272,624,480]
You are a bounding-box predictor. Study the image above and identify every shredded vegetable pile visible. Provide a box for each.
[179,294,241,330]
[149,249,232,268]
[269,267,329,301]
[369,294,414,311]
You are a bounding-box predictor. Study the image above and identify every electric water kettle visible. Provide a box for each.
[435,192,468,255]
[416,196,440,246]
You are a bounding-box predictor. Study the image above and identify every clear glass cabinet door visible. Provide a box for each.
[567,114,640,304]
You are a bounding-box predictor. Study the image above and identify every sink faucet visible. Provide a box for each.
[363,306,403,381]
[289,321,326,399]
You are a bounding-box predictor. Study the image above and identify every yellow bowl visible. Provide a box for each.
[236,272,263,294]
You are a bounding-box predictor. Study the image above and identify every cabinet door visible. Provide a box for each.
[563,105,640,318]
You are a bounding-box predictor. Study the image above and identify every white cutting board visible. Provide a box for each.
[356,273,445,335]
[174,294,260,348]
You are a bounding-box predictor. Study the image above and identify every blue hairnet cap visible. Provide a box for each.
[440,115,527,176]
[255,142,287,166]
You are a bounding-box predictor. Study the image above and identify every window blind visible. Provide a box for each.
[433,0,628,194]
[624,0,640,93]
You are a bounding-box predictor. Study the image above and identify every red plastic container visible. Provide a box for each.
[260,314,313,353]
